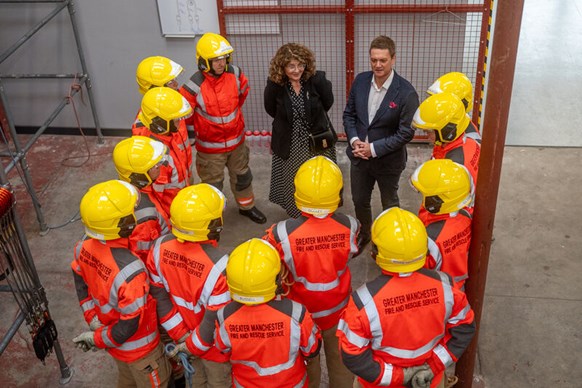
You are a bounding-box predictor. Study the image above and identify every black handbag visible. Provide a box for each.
[308,112,336,153]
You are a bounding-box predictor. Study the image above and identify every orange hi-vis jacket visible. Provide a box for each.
[129,190,170,263]
[423,208,472,288]
[194,297,321,388]
[71,237,160,363]
[179,66,249,154]
[337,269,475,388]
[264,213,360,330]
[432,132,480,186]
[132,109,193,189]
[146,234,230,363]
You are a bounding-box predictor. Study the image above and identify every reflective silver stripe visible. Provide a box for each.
[233,377,244,388]
[95,299,112,315]
[432,344,454,368]
[194,106,238,125]
[233,302,301,376]
[428,238,443,270]
[161,313,184,332]
[192,330,211,353]
[109,260,147,311]
[150,272,162,284]
[465,131,482,142]
[301,324,319,354]
[136,240,153,251]
[349,216,359,256]
[152,239,172,293]
[232,66,241,93]
[438,271,455,323]
[102,328,116,348]
[184,79,201,95]
[196,133,243,149]
[81,300,95,313]
[208,291,231,306]
[217,308,231,351]
[135,207,157,222]
[293,372,308,388]
[337,318,368,348]
[311,295,349,319]
[240,84,248,95]
[186,125,195,132]
[448,304,471,325]
[75,242,83,260]
[152,156,186,192]
[172,294,202,314]
[118,330,158,351]
[379,363,394,385]
[119,295,147,315]
[454,274,469,283]
[153,180,184,192]
[199,255,229,307]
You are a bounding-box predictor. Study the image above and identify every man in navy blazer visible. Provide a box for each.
[343,35,419,254]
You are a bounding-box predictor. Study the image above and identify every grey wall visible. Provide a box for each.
[0,0,209,131]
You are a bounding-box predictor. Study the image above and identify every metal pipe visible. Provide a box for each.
[0,74,81,79]
[66,0,103,143]
[0,1,68,65]
[455,0,526,386]
[0,310,25,355]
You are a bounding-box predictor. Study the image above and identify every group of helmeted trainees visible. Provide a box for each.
[71,32,481,388]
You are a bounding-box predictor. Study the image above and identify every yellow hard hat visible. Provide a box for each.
[196,32,233,72]
[80,180,139,240]
[410,159,473,215]
[371,208,427,273]
[226,238,281,305]
[294,156,343,216]
[112,136,168,189]
[138,87,192,135]
[427,72,473,112]
[170,184,226,242]
[412,92,470,144]
[136,56,183,95]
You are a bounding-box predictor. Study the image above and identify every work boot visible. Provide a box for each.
[239,206,267,224]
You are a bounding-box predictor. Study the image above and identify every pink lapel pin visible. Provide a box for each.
[389,101,397,109]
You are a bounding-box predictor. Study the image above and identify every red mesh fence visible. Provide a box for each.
[218,0,490,140]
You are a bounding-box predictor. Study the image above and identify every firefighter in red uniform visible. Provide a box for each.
[71,180,170,387]
[410,159,474,288]
[412,92,480,187]
[146,183,231,387]
[133,57,194,186]
[179,32,266,224]
[112,136,171,262]
[426,72,481,143]
[134,87,194,213]
[263,155,358,388]
[337,207,476,388]
[172,238,322,387]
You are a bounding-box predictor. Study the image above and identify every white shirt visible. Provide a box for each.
[349,70,394,158]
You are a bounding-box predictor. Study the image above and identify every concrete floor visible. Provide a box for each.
[0,135,580,387]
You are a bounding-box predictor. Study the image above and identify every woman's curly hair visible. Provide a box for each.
[268,43,316,85]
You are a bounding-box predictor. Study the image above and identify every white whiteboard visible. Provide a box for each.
[156,0,219,38]
[156,0,280,37]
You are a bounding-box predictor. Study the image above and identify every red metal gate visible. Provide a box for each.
[217,0,491,140]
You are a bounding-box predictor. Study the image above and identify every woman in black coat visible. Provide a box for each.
[264,43,337,218]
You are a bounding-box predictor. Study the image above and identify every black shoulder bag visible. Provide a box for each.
[306,87,337,153]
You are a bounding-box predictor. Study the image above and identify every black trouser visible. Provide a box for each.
[350,160,403,238]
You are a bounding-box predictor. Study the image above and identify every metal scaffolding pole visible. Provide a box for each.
[0,0,102,233]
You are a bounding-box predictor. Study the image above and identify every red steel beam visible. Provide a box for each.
[220,4,483,15]
[456,0,526,386]
[345,0,355,99]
